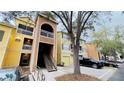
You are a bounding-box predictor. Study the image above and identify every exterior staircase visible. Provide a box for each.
[43,54,57,72]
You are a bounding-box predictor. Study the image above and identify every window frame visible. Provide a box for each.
[62,44,70,51]
[62,33,70,39]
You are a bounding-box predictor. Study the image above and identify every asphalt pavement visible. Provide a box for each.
[109,63,124,81]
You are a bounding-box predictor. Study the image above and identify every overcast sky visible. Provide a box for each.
[0,11,124,42]
[85,11,124,42]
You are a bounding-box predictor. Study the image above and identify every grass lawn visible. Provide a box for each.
[55,74,101,81]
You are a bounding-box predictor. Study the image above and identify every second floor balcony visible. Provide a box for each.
[41,30,54,38]
[17,24,34,36]
[22,38,33,51]
[17,28,33,36]
[23,44,32,50]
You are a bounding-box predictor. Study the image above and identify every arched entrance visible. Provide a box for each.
[41,23,53,32]
[40,24,54,38]
[37,24,56,72]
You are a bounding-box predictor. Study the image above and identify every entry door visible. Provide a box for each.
[63,56,70,66]
[19,53,30,66]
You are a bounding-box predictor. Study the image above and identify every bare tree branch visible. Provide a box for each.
[60,11,70,27]
[80,11,90,24]
[79,11,93,38]
[51,11,69,32]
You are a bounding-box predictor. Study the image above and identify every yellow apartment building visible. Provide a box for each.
[0,22,16,68]
[0,14,57,72]
[0,17,35,69]
[57,31,88,66]
[85,43,99,60]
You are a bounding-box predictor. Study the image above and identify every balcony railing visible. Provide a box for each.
[41,30,54,38]
[23,44,32,50]
[17,28,33,36]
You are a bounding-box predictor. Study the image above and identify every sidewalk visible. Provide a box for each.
[41,66,117,81]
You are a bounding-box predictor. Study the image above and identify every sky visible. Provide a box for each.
[102,12,124,27]
[0,11,124,42]
[85,11,124,42]
[56,11,124,42]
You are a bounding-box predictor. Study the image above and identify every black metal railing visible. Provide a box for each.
[41,30,54,38]
[23,44,32,50]
[17,28,33,36]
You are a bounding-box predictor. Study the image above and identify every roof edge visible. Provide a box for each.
[0,22,16,28]
[38,13,58,24]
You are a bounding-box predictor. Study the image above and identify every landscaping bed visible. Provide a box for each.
[55,74,101,81]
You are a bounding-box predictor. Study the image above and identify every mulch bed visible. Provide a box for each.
[55,74,101,81]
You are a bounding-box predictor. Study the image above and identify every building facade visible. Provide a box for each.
[0,14,57,72]
[31,14,57,71]
[0,17,35,68]
[85,43,99,60]
[57,32,87,66]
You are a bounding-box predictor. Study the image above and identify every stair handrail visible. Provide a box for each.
[30,66,45,81]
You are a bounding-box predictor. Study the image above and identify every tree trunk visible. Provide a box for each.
[104,54,107,61]
[73,44,81,74]
[112,49,117,62]
[113,53,117,62]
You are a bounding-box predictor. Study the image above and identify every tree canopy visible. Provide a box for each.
[92,25,124,60]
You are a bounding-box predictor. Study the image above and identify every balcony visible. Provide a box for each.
[23,44,32,50]
[22,38,33,52]
[19,53,31,66]
[41,30,54,38]
[17,28,33,36]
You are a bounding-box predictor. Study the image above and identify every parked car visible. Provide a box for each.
[117,59,124,63]
[79,58,104,69]
[108,60,124,64]
[99,60,119,68]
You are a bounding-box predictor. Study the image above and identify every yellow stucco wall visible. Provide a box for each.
[61,51,73,66]
[15,17,35,28]
[0,17,35,68]
[57,32,75,66]
[57,32,89,66]
[2,29,24,68]
[0,24,13,68]
[57,32,62,65]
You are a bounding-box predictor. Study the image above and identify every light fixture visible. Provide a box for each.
[15,36,21,42]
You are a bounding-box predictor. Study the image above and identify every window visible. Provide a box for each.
[79,46,82,50]
[23,38,33,50]
[0,31,4,41]
[18,24,33,36]
[18,24,26,30]
[19,53,31,66]
[62,44,70,51]
[27,26,33,32]
[62,33,70,39]
[18,24,33,32]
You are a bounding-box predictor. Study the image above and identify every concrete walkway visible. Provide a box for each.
[41,65,117,81]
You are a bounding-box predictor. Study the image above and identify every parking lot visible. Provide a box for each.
[41,65,118,81]
[80,66,117,80]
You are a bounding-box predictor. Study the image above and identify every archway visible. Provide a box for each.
[41,24,53,33]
